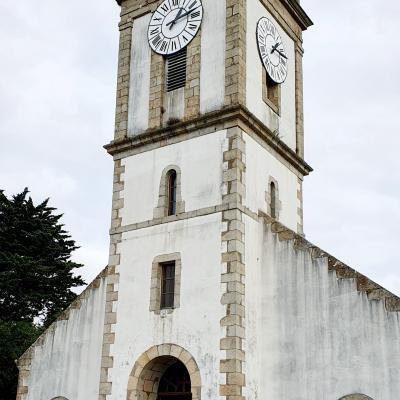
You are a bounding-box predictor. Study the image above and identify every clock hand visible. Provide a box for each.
[168,8,184,30]
[271,43,280,54]
[276,49,288,59]
[166,9,193,28]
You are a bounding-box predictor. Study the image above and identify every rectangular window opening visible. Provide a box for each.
[262,69,280,114]
[161,261,176,309]
[166,48,187,92]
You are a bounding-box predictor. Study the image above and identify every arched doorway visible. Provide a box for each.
[158,360,192,400]
[127,344,201,400]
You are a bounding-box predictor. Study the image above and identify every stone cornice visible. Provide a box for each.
[104,105,313,176]
[282,0,313,31]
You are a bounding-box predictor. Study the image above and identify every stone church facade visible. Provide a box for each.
[16,0,400,399]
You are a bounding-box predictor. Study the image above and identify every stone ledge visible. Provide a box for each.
[104,105,313,177]
[260,211,400,313]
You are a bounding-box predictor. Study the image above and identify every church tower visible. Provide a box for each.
[17,1,400,399]
[102,0,312,399]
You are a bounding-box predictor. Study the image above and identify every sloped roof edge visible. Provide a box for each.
[17,265,110,366]
[260,211,400,312]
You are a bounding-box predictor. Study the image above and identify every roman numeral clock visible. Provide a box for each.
[148,0,203,55]
[257,17,288,84]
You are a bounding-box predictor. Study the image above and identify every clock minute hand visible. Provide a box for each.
[168,8,184,29]
[276,49,288,59]
[166,9,191,28]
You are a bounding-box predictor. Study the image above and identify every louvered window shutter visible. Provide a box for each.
[166,48,187,92]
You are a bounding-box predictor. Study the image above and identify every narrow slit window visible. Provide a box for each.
[161,262,175,309]
[167,170,177,216]
[270,182,277,218]
[166,47,187,92]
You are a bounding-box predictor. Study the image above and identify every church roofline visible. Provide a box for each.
[259,211,400,312]
[16,265,110,367]
[113,0,313,31]
[284,0,313,30]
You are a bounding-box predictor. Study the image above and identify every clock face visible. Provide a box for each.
[148,0,203,56]
[256,17,288,84]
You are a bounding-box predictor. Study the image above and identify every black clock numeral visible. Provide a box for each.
[172,0,179,5]
[189,0,198,9]
[160,39,169,52]
[190,10,201,19]
[161,3,170,13]
[152,34,163,47]
[149,27,161,37]
[187,23,197,31]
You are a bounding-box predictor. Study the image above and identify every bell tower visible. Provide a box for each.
[101,0,313,399]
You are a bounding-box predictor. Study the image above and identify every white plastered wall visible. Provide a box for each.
[26,279,107,400]
[245,218,400,400]
[120,130,227,226]
[109,213,224,399]
[244,133,299,232]
[128,13,152,137]
[200,0,226,114]
[246,0,297,151]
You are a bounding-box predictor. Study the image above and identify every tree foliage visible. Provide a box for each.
[0,188,85,325]
[0,188,85,399]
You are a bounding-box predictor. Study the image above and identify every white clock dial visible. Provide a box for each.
[148,0,203,55]
[257,17,288,84]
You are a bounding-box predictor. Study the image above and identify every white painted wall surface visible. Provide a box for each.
[26,279,107,400]
[110,213,224,399]
[120,130,227,226]
[128,14,152,137]
[200,0,226,114]
[246,1,297,151]
[245,218,400,400]
[244,134,299,231]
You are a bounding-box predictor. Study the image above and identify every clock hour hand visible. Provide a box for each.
[271,43,280,54]
[168,8,184,29]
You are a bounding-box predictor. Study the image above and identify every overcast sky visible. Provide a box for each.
[0,0,399,296]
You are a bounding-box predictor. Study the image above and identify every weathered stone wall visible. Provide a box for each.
[245,216,400,400]
[16,271,108,400]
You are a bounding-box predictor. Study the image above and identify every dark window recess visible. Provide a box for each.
[167,170,177,216]
[161,262,175,309]
[158,361,192,400]
[166,48,187,92]
[270,182,276,218]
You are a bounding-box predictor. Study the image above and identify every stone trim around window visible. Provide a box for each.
[262,68,281,115]
[153,165,185,219]
[339,395,373,400]
[150,253,182,314]
[265,176,282,220]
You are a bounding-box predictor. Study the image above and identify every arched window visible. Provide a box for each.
[270,181,276,218]
[154,166,185,219]
[339,395,373,400]
[167,169,177,216]
[158,360,191,399]
[266,177,280,219]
